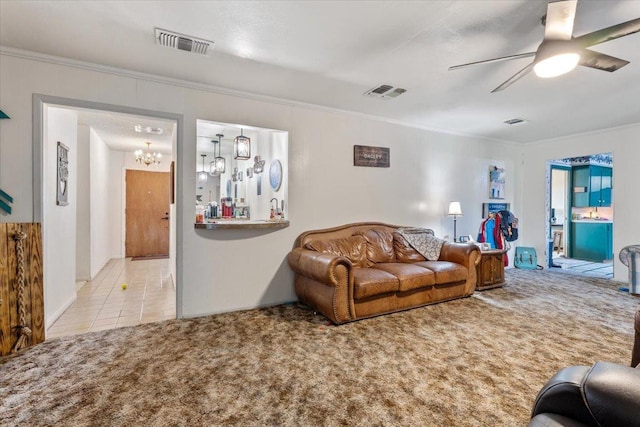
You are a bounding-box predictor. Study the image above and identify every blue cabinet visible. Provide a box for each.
[591,166,612,207]
[571,222,613,262]
[572,165,612,207]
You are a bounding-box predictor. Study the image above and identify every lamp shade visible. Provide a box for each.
[448,201,463,216]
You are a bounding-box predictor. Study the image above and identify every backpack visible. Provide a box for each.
[515,247,543,270]
[497,210,519,242]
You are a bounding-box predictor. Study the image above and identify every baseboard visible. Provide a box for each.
[45,293,77,330]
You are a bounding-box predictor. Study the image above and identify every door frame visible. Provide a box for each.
[32,94,184,318]
[546,162,572,268]
[549,164,572,264]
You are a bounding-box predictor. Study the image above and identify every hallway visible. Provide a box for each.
[46,258,175,339]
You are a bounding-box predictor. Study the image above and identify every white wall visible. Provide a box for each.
[521,123,640,280]
[43,106,77,328]
[1,50,522,319]
[89,128,113,278]
[76,124,91,281]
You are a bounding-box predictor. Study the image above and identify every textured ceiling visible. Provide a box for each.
[2,1,640,144]
[75,109,176,154]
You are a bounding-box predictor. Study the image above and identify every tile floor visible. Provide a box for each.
[46,257,175,339]
[549,255,613,279]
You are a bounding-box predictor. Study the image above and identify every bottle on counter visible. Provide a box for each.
[195,205,205,223]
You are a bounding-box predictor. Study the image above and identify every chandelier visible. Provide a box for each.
[135,142,161,167]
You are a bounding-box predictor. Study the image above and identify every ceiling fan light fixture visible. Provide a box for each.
[533,41,580,78]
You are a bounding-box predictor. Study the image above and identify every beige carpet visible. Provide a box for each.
[1,269,637,426]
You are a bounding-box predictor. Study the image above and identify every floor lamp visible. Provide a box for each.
[448,202,463,242]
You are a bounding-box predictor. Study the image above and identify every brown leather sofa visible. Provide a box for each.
[287,222,481,324]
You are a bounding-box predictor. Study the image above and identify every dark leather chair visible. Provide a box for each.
[528,307,640,427]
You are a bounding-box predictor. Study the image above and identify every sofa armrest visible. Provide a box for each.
[287,248,352,286]
[439,242,481,267]
[530,365,593,425]
[530,362,640,427]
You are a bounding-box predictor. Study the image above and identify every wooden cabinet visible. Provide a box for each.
[572,165,612,207]
[571,221,613,262]
[476,249,506,291]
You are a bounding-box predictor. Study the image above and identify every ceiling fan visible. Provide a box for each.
[449,0,640,92]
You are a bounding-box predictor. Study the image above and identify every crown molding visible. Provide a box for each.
[0,45,518,146]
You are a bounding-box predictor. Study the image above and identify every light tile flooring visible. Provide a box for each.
[46,257,175,339]
[549,255,613,279]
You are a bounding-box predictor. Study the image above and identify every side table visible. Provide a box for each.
[476,249,506,291]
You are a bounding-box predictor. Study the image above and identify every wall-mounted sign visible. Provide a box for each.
[482,202,511,218]
[353,145,390,168]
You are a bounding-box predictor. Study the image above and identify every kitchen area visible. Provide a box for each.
[550,153,613,272]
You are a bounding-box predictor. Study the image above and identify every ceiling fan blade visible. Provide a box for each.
[579,48,630,72]
[449,52,536,71]
[544,0,578,40]
[575,18,640,47]
[491,62,534,93]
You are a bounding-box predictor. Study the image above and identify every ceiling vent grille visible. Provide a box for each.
[504,118,527,125]
[155,28,213,55]
[364,84,407,100]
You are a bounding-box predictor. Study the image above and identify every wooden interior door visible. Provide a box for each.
[125,170,170,258]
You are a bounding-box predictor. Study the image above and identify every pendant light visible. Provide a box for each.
[210,133,226,175]
[233,128,251,160]
[198,154,208,183]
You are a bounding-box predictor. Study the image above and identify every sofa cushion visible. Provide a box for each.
[354,228,395,264]
[393,231,426,263]
[352,268,399,299]
[304,236,369,268]
[414,261,467,284]
[373,263,435,292]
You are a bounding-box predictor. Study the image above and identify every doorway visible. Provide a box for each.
[33,94,183,335]
[546,154,614,279]
[550,166,570,266]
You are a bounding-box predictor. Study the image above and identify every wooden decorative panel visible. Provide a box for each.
[0,223,44,356]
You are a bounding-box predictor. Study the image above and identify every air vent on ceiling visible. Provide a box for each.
[504,118,527,126]
[364,84,407,100]
[155,28,214,55]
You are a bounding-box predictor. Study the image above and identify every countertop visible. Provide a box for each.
[571,219,613,223]
[194,219,290,230]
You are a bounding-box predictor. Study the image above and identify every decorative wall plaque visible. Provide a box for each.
[56,141,69,206]
[354,145,390,168]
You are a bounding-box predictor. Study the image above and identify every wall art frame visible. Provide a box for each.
[56,141,69,206]
[488,165,505,200]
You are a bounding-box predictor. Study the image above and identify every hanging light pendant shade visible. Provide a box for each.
[210,133,226,175]
[198,154,208,183]
[233,128,251,160]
